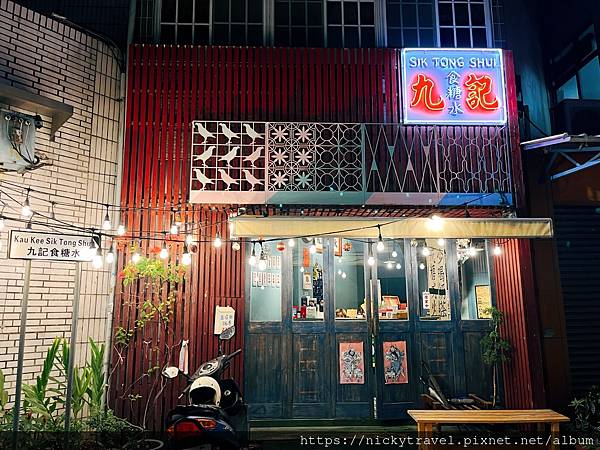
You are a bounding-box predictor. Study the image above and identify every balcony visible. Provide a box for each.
[189,120,513,207]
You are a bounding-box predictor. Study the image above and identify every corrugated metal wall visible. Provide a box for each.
[554,206,600,395]
[493,238,545,408]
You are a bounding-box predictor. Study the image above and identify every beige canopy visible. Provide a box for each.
[230,216,553,239]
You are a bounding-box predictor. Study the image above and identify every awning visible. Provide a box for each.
[231,216,554,239]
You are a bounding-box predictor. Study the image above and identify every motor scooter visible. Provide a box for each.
[162,326,247,450]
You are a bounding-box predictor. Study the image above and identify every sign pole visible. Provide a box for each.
[64,261,81,436]
[12,259,31,450]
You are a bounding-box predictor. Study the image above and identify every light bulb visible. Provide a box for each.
[213,236,222,248]
[117,224,126,236]
[422,246,431,257]
[105,246,115,264]
[419,262,426,270]
[341,272,347,279]
[493,245,502,256]
[391,250,398,258]
[386,261,393,269]
[367,255,375,266]
[467,246,477,257]
[185,234,194,245]
[132,251,141,264]
[232,241,241,251]
[376,240,385,252]
[437,238,445,246]
[160,244,169,260]
[396,263,402,270]
[92,248,103,269]
[428,214,443,231]
[309,243,317,254]
[337,269,342,275]
[170,224,179,235]
[300,266,305,273]
[21,199,32,218]
[102,208,111,231]
[287,239,295,248]
[182,246,192,266]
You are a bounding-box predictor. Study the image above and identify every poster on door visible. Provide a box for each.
[426,250,450,320]
[339,342,365,384]
[383,341,408,384]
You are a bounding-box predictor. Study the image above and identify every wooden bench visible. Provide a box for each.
[408,409,570,450]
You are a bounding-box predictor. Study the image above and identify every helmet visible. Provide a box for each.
[189,376,221,406]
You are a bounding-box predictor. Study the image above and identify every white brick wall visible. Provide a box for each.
[0,0,123,403]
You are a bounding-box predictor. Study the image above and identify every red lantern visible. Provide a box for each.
[276,241,285,252]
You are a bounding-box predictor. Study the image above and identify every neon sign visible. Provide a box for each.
[402,49,507,125]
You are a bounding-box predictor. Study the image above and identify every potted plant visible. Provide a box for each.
[570,386,600,449]
[481,307,511,407]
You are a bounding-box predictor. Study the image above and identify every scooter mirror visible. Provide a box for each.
[219,326,235,341]
[162,366,180,379]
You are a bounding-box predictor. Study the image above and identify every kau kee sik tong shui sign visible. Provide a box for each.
[401,48,507,125]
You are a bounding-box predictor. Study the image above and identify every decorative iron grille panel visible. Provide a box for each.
[190,120,513,205]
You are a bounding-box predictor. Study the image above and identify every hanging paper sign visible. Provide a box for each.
[214,306,235,335]
[422,291,431,310]
[383,341,408,384]
[426,251,451,320]
[8,230,95,262]
[475,285,492,319]
[339,342,365,384]
[402,48,507,125]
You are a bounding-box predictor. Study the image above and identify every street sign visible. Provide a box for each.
[401,48,507,125]
[8,230,96,262]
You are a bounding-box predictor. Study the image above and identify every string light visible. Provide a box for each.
[105,243,115,264]
[427,214,443,231]
[337,269,342,275]
[258,248,267,271]
[185,233,194,245]
[376,225,385,252]
[396,263,402,270]
[300,266,305,273]
[160,241,169,260]
[213,230,222,248]
[102,205,111,231]
[419,262,426,270]
[437,238,445,246]
[341,272,347,279]
[170,223,179,235]
[309,242,317,254]
[421,246,431,257]
[287,238,295,248]
[232,241,241,251]
[131,241,142,264]
[182,245,192,266]
[117,224,126,236]
[248,243,257,266]
[367,245,375,266]
[391,249,398,258]
[21,190,32,218]
[493,245,502,256]
[92,246,103,269]
[386,261,393,269]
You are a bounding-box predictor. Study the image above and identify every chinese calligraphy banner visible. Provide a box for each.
[401,48,507,125]
[8,230,95,262]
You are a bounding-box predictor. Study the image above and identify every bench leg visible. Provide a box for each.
[549,423,560,450]
[416,423,434,450]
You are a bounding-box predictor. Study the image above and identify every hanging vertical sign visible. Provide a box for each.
[383,341,408,384]
[339,342,365,384]
[402,48,507,125]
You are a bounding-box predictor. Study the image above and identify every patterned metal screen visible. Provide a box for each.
[189,120,513,206]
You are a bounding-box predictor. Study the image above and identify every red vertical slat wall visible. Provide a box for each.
[113,45,534,427]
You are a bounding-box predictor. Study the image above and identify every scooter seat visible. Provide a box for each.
[167,404,230,423]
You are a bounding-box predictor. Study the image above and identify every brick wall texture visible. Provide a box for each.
[0,0,123,404]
